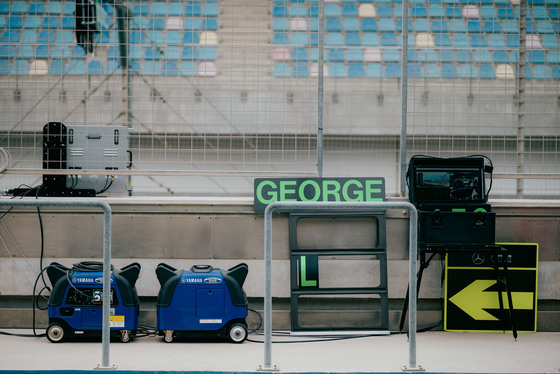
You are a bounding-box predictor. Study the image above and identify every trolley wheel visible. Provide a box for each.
[227,323,247,344]
[164,330,174,343]
[46,322,67,343]
[120,330,131,343]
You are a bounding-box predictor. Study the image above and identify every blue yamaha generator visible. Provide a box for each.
[155,263,249,343]
[45,261,141,343]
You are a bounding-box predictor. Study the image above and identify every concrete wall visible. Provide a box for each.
[0,197,558,331]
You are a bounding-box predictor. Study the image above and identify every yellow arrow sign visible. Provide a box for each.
[449,279,534,321]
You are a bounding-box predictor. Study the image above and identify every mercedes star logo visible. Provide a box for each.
[472,252,485,265]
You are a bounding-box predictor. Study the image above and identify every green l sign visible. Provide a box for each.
[253,177,385,213]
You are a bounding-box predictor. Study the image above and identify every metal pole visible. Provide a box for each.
[316,0,325,178]
[399,0,409,197]
[0,199,113,369]
[261,201,420,371]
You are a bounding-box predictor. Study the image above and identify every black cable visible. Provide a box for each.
[248,308,262,333]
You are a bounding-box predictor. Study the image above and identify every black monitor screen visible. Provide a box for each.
[415,168,482,202]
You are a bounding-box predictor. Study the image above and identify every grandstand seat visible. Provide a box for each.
[441,64,457,78]
[129,45,143,60]
[24,16,41,29]
[413,20,428,33]
[446,5,462,18]
[273,19,289,32]
[502,20,519,34]
[422,64,440,78]
[35,45,50,59]
[0,2,10,15]
[168,2,184,16]
[326,18,342,32]
[148,31,164,44]
[380,33,397,46]
[470,35,487,47]
[382,49,400,63]
[272,47,290,62]
[455,49,471,63]
[326,32,344,46]
[541,35,559,49]
[185,3,202,17]
[348,64,365,78]
[41,16,59,29]
[71,45,87,59]
[462,5,480,18]
[385,64,401,78]
[184,18,201,31]
[378,18,395,32]
[28,2,45,15]
[361,18,377,32]
[393,4,402,17]
[21,30,37,44]
[327,48,345,62]
[325,4,341,17]
[452,34,468,48]
[29,60,48,75]
[365,63,382,78]
[484,21,501,33]
[180,61,197,76]
[376,4,392,18]
[292,47,308,61]
[531,65,552,80]
[342,4,358,17]
[307,5,319,17]
[527,50,546,64]
[290,33,307,46]
[487,35,505,48]
[290,18,307,31]
[343,18,360,32]
[164,46,180,60]
[133,2,149,16]
[418,49,438,63]
[199,46,216,60]
[479,5,496,19]
[359,4,375,17]
[329,63,347,78]
[0,17,5,29]
[479,64,495,79]
[273,62,291,77]
[150,2,166,16]
[428,4,444,18]
[536,21,554,34]
[145,46,163,60]
[61,17,75,29]
[435,34,452,47]
[203,4,219,17]
[289,4,306,17]
[497,6,514,19]
[457,64,478,79]
[130,31,146,44]
[431,20,448,33]
[415,33,434,47]
[149,18,165,31]
[549,6,560,20]
[184,32,200,44]
[495,64,515,79]
[346,49,363,62]
[10,59,28,75]
[345,33,361,46]
[141,61,160,75]
[105,60,121,75]
[467,20,483,33]
[88,60,104,75]
[525,21,537,34]
[493,49,517,64]
[448,20,466,33]
[439,49,454,63]
[362,33,379,46]
[0,45,16,59]
[7,16,23,29]
[307,19,318,32]
[11,2,27,15]
[161,61,180,76]
[408,64,421,78]
[531,6,548,19]
[552,66,560,80]
[292,62,309,77]
[166,31,182,45]
[57,30,74,44]
[16,44,35,60]
[473,50,492,64]
[181,46,198,60]
[51,45,71,59]
[411,5,427,17]
[131,16,148,30]
[48,60,66,75]
[507,35,520,48]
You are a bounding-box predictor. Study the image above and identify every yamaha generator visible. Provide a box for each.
[45,261,141,343]
[155,263,249,343]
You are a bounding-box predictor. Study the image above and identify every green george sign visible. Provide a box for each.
[253,177,385,213]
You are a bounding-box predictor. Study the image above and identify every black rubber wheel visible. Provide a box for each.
[46,322,67,343]
[227,323,247,344]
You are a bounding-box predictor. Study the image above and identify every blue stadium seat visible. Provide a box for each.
[199,46,216,60]
[431,20,448,33]
[473,50,492,63]
[487,35,505,48]
[63,2,75,15]
[549,6,560,20]
[273,62,291,77]
[342,4,358,17]
[382,49,400,62]
[184,31,200,44]
[181,61,197,76]
[48,60,65,75]
[418,49,438,63]
[506,35,519,48]
[7,16,23,29]
[149,18,165,30]
[527,50,546,64]
[326,18,342,32]
[479,64,495,79]
[531,65,552,80]
[0,60,9,75]
[133,2,149,16]
[41,16,59,29]
[88,60,104,75]
[61,17,75,29]
[467,20,483,33]
[184,18,201,31]
[329,63,347,78]
[479,5,496,19]
[307,19,318,31]
[457,64,478,79]
[105,60,121,74]
[531,6,548,19]
[536,21,554,34]
[309,34,318,46]
[161,61,180,76]
[343,18,360,32]
[525,21,537,34]
[273,19,289,32]
[439,49,454,63]
[16,45,33,59]
[441,64,457,79]
[181,46,198,60]
[37,30,55,43]
[361,18,377,32]
[455,49,471,63]
[493,49,517,64]
[346,49,363,62]
[141,61,160,75]
[408,64,421,78]
[365,63,382,78]
[448,20,466,33]
[376,4,392,18]
[324,4,341,17]
[166,31,182,45]
[470,35,487,47]
[290,33,307,46]
[348,63,365,77]
[378,18,395,32]
[292,62,309,77]
[151,2,167,16]
[202,18,218,31]
[21,29,37,44]
[35,45,49,59]
[145,45,163,60]
[497,6,514,19]
[291,47,308,61]
[502,20,519,34]
[446,5,462,18]
[345,32,361,46]
[435,34,452,47]
[393,4,402,17]
[130,31,146,44]
[0,45,16,59]
[130,16,148,30]
[147,31,163,44]
[422,64,440,78]
[428,4,444,18]
[71,45,87,59]
[10,60,29,75]
[56,30,74,44]
[24,16,41,29]
[411,5,427,17]
[362,32,379,46]
[0,17,5,29]
[51,45,70,59]
[168,2,184,16]
[552,66,560,80]
[164,46,180,60]
[413,20,428,32]
[289,4,306,17]
[29,2,45,15]
[272,33,288,45]
[307,5,319,17]
[484,21,501,33]
[11,1,27,14]
[385,64,401,78]
[541,35,559,49]
[326,32,344,46]
[327,48,345,62]
[0,2,10,15]
[380,33,397,46]
[185,3,202,17]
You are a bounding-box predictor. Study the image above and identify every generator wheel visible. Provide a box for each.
[46,322,67,343]
[120,330,130,343]
[227,323,247,344]
[164,330,174,343]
